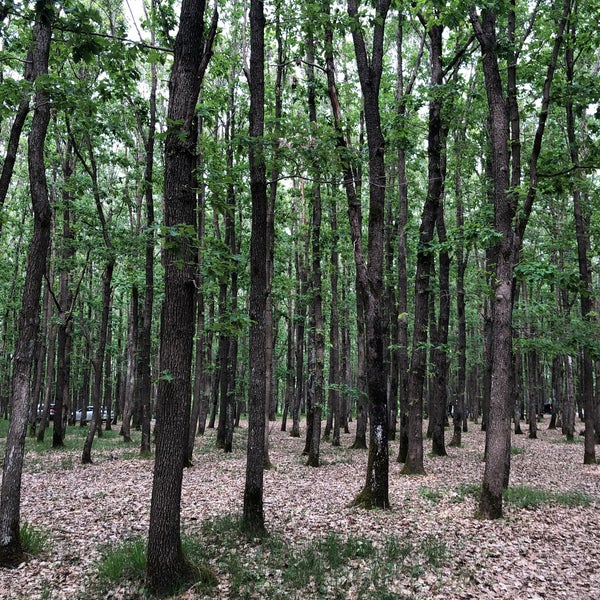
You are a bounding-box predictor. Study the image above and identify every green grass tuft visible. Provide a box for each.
[96,538,146,583]
[20,521,50,557]
[504,485,591,509]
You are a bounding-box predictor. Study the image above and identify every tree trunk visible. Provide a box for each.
[0,5,53,565]
[147,0,216,591]
[566,16,595,464]
[243,0,268,535]
[470,8,515,519]
[430,197,450,457]
[347,0,391,508]
[328,196,341,447]
[304,25,324,468]
[402,19,445,475]
[138,39,157,457]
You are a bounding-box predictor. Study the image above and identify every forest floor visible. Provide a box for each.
[0,415,599,599]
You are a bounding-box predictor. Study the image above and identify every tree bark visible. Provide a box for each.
[147,0,216,591]
[565,14,596,464]
[0,5,54,565]
[243,0,268,534]
[470,8,515,519]
[347,0,391,508]
[401,18,444,474]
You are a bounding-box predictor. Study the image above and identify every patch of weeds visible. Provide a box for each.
[418,486,443,504]
[286,544,326,589]
[511,446,525,455]
[452,482,480,502]
[552,435,584,444]
[96,537,146,584]
[20,521,50,557]
[60,455,74,471]
[384,535,412,563]
[504,485,591,509]
[420,534,447,568]
[552,490,591,508]
[95,534,216,598]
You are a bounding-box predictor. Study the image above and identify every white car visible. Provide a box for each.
[75,406,94,422]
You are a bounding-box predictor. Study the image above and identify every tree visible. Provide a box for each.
[347,0,392,509]
[146,0,216,591]
[243,0,268,535]
[0,1,54,565]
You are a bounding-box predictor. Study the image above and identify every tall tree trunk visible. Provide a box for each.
[82,260,114,463]
[147,0,216,591]
[323,2,368,450]
[290,220,308,438]
[138,29,158,457]
[0,5,54,565]
[566,15,595,464]
[401,17,444,475]
[450,129,467,447]
[328,196,341,447]
[243,0,268,534]
[430,198,450,457]
[304,25,324,467]
[470,8,515,519]
[347,0,391,508]
[52,141,76,448]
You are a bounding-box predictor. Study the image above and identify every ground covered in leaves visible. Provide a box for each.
[0,416,599,599]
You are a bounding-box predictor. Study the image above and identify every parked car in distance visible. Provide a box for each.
[73,406,109,423]
[75,406,94,422]
[36,403,55,420]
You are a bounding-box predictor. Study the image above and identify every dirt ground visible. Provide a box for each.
[1,416,599,599]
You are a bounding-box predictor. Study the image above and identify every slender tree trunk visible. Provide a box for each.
[402,18,445,475]
[0,6,54,564]
[304,26,324,467]
[430,197,450,457]
[243,0,268,534]
[450,129,467,447]
[395,12,412,462]
[138,38,157,457]
[470,9,515,519]
[566,16,595,464]
[347,0,391,508]
[328,196,341,447]
[147,0,216,591]
[82,260,114,463]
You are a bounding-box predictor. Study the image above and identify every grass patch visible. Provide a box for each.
[504,485,591,509]
[96,538,146,584]
[511,446,525,455]
[452,483,591,511]
[452,482,481,502]
[418,486,443,504]
[20,521,50,557]
[95,534,217,598]
[197,514,448,599]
